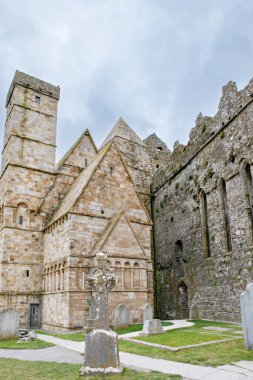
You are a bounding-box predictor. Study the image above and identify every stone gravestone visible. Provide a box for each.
[143,303,153,322]
[81,252,122,376]
[0,308,19,340]
[241,282,253,350]
[114,304,129,329]
[190,304,200,320]
[141,319,163,336]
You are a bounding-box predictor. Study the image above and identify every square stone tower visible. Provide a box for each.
[0,71,60,326]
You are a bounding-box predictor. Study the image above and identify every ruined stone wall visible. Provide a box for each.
[153,78,253,322]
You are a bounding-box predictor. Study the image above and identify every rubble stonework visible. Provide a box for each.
[152,77,253,322]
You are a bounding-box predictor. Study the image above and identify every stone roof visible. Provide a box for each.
[48,142,112,226]
[100,117,146,149]
[6,70,60,106]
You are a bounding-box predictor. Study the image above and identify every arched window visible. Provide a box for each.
[133,262,140,288]
[241,161,253,219]
[175,240,184,276]
[199,189,211,258]
[218,178,232,253]
[124,262,131,288]
[240,160,253,245]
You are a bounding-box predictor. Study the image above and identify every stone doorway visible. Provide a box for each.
[29,304,41,328]
[177,281,189,319]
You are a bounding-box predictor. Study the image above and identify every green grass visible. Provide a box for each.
[0,339,53,349]
[135,329,230,347]
[0,359,181,380]
[36,322,173,341]
[37,331,85,342]
[134,320,242,347]
[116,321,173,335]
[119,337,253,367]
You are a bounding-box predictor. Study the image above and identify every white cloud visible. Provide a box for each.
[0,0,253,160]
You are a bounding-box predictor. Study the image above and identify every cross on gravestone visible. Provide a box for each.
[81,252,122,376]
[87,252,118,330]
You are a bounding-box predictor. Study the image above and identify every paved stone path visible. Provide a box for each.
[1,320,253,379]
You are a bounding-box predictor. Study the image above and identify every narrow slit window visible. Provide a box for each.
[110,167,113,176]
[35,96,40,103]
[18,215,23,225]
[219,178,232,252]
[84,158,88,167]
[26,270,30,278]
[199,189,211,258]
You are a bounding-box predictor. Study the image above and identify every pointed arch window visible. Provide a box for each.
[218,178,232,253]
[199,189,211,258]
[240,160,253,244]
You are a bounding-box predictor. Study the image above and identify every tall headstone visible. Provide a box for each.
[81,252,122,376]
[114,304,130,329]
[0,308,19,340]
[190,304,200,320]
[143,303,153,322]
[241,283,253,350]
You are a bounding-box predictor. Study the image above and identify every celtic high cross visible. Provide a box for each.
[88,252,118,330]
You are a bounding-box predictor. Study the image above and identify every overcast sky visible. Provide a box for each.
[1,0,253,161]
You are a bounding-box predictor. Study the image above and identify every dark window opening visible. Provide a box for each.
[35,96,40,104]
[157,147,163,151]
[110,167,113,176]
[18,215,23,225]
[101,209,104,215]
[220,178,232,252]
[199,189,211,258]
[156,164,159,169]
[84,158,88,167]
[26,270,30,278]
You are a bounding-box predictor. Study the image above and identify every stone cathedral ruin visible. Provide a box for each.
[0,70,252,330]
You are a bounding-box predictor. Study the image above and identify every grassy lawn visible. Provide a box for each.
[37,331,85,342]
[0,339,53,349]
[135,329,230,347]
[116,321,173,335]
[119,337,253,367]
[0,359,181,380]
[36,322,173,342]
[134,320,242,347]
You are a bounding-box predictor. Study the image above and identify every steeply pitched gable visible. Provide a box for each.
[92,212,146,257]
[56,129,97,170]
[100,117,147,149]
[48,142,151,227]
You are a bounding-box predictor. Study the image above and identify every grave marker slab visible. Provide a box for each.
[241,282,253,350]
[143,303,153,322]
[114,304,129,329]
[0,308,19,340]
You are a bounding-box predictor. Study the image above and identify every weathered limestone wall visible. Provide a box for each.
[153,78,253,322]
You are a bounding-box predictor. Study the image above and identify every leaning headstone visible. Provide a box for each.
[0,308,19,340]
[190,304,200,320]
[143,303,153,322]
[81,252,122,376]
[141,319,163,336]
[114,304,129,329]
[241,282,253,350]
